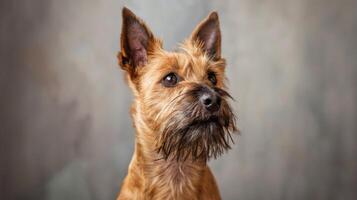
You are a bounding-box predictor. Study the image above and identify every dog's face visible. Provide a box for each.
[118,8,237,162]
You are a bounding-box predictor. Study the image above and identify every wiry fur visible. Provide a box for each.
[117,7,238,200]
[156,85,236,162]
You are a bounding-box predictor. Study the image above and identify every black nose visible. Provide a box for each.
[199,89,221,112]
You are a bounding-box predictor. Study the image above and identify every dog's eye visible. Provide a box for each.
[162,73,178,87]
[208,72,217,85]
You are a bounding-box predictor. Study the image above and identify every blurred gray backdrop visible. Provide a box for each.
[1,0,357,200]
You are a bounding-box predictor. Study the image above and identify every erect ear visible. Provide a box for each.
[118,7,156,77]
[190,12,221,60]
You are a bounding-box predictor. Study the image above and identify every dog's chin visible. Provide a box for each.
[187,116,225,140]
[157,115,235,162]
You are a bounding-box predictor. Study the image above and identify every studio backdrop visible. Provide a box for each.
[1,0,356,200]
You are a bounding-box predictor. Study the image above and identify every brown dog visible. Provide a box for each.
[116,7,237,200]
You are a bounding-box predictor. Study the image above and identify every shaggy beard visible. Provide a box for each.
[156,87,237,162]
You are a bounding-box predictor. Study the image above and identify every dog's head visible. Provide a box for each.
[118,7,237,162]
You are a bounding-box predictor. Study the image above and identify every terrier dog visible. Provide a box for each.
[117,7,237,200]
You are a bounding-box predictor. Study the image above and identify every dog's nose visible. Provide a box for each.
[199,90,221,112]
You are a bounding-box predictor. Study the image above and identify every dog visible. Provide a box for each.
[116,7,237,200]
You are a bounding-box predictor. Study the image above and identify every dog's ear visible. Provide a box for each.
[190,12,221,60]
[118,7,156,77]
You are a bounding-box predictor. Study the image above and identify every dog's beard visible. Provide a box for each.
[156,87,237,162]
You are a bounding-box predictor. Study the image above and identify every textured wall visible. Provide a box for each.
[1,0,356,200]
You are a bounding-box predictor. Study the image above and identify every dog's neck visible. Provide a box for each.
[130,102,207,199]
[133,137,207,199]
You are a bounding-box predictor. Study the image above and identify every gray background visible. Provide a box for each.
[1,0,357,200]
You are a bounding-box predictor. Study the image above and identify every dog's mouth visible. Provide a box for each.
[189,116,220,127]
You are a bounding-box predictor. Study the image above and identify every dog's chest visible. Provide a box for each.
[145,162,204,200]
